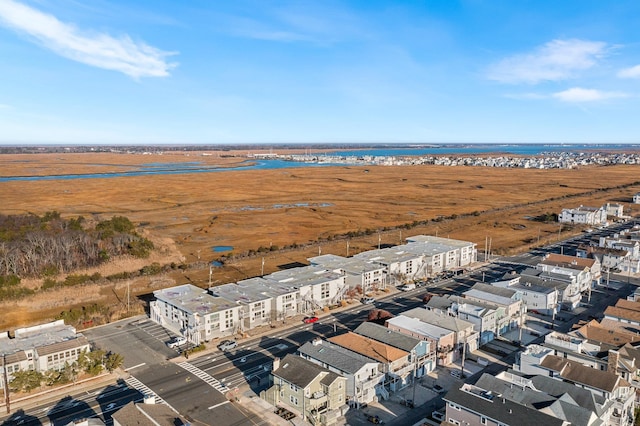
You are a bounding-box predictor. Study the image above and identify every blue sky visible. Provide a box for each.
[1,0,640,145]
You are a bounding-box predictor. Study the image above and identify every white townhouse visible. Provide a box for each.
[0,320,91,387]
[559,205,608,225]
[354,247,425,285]
[299,338,386,407]
[536,253,600,292]
[426,295,500,346]
[386,315,457,366]
[520,268,580,311]
[605,202,625,218]
[308,254,388,293]
[353,235,477,283]
[151,284,242,344]
[266,265,347,312]
[404,235,477,273]
[234,277,301,324]
[463,283,525,334]
[493,272,561,316]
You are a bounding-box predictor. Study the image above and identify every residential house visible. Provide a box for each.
[443,380,566,426]
[559,205,608,225]
[572,319,640,348]
[329,332,413,392]
[472,371,603,426]
[520,268,580,311]
[536,253,600,291]
[493,272,560,316]
[150,284,242,344]
[463,283,524,334]
[539,355,635,425]
[385,315,456,366]
[261,354,348,425]
[111,400,187,426]
[603,299,640,330]
[577,245,631,283]
[298,338,385,407]
[354,247,427,285]
[353,322,434,375]
[606,203,625,218]
[209,282,275,331]
[399,308,478,362]
[426,295,500,346]
[307,254,388,294]
[0,320,91,387]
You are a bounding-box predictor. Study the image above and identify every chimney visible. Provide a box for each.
[608,350,620,375]
[272,357,280,372]
[312,337,322,346]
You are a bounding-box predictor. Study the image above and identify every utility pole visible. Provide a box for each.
[346,240,350,257]
[378,233,381,250]
[261,257,265,276]
[127,282,130,313]
[209,264,213,286]
[2,353,10,414]
[411,350,418,405]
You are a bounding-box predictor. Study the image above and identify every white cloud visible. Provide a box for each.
[552,87,628,102]
[618,65,640,79]
[487,39,609,84]
[0,0,177,78]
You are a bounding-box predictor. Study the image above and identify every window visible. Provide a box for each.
[224,310,234,329]
[290,383,299,392]
[321,283,330,299]
[290,395,299,406]
[481,417,487,425]
[448,419,460,426]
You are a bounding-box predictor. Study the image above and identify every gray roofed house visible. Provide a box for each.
[262,354,348,424]
[298,339,384,406]
[354,322,422,353]
[474,372,602,425]
[111,401,187,426]
[444,382,565,426]
[469,282,519,299]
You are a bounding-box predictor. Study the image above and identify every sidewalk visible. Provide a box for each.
[0,370,123,420]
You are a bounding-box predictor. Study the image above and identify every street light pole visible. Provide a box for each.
[2,353,10,414]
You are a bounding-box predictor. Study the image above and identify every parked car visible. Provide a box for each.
[450,369,462,378]
[361,297,375,304]
[433,384,445,394]
[432,410,445,421]
[303,316,319,324]
[398,283,416,291]
[167,336,187,348]
[217,339,238,351]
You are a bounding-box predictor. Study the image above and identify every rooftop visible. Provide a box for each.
[153,284,238,315]
[299,339,379,374]
[0,320,85,357]
[329,332,408,363]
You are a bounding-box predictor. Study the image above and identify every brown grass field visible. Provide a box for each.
[1,151,639,330]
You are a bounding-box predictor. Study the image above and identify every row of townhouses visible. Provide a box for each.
[150,235,477,345]
[444,295,640,426]
[580,228,640,276]
[0,320,91,387]
[559,202,626,226]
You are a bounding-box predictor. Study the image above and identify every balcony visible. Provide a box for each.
[359,373,385,391]
[307,391,328,407]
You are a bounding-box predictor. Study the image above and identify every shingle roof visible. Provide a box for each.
[615,299,640,312]
[400,308,475,333]
[540,254,594,270]
[573,319,640,346]
[329,332,408,363]
[298,340,376,374]
[540,355,621,392]
[443,385,564,426]
[605,306,640,323]
[353,322,422,352]
[470,283,518,299]
[273,354,331,388]
[111,401,187,426]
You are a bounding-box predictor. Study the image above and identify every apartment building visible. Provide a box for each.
[308,254,387,293]
[520,268,581,310]
[493,272,560,316]
[150,284,242,344]
[559,205,608,225]
[0,320,91,388]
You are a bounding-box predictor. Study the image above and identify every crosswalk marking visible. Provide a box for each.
[125,376,174,410]
[178,361,229,393]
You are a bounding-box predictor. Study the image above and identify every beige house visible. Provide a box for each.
[0,320,91,388]
[261,354,348,426]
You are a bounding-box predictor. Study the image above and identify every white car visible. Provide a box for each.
[167,336,187,348]
[217,340,238,351]
[361,297,375,304]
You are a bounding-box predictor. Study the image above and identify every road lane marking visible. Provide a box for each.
[124,362,146,371]
[209,401,230,410]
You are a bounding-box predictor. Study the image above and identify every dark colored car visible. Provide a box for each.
[303,316,319,324]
